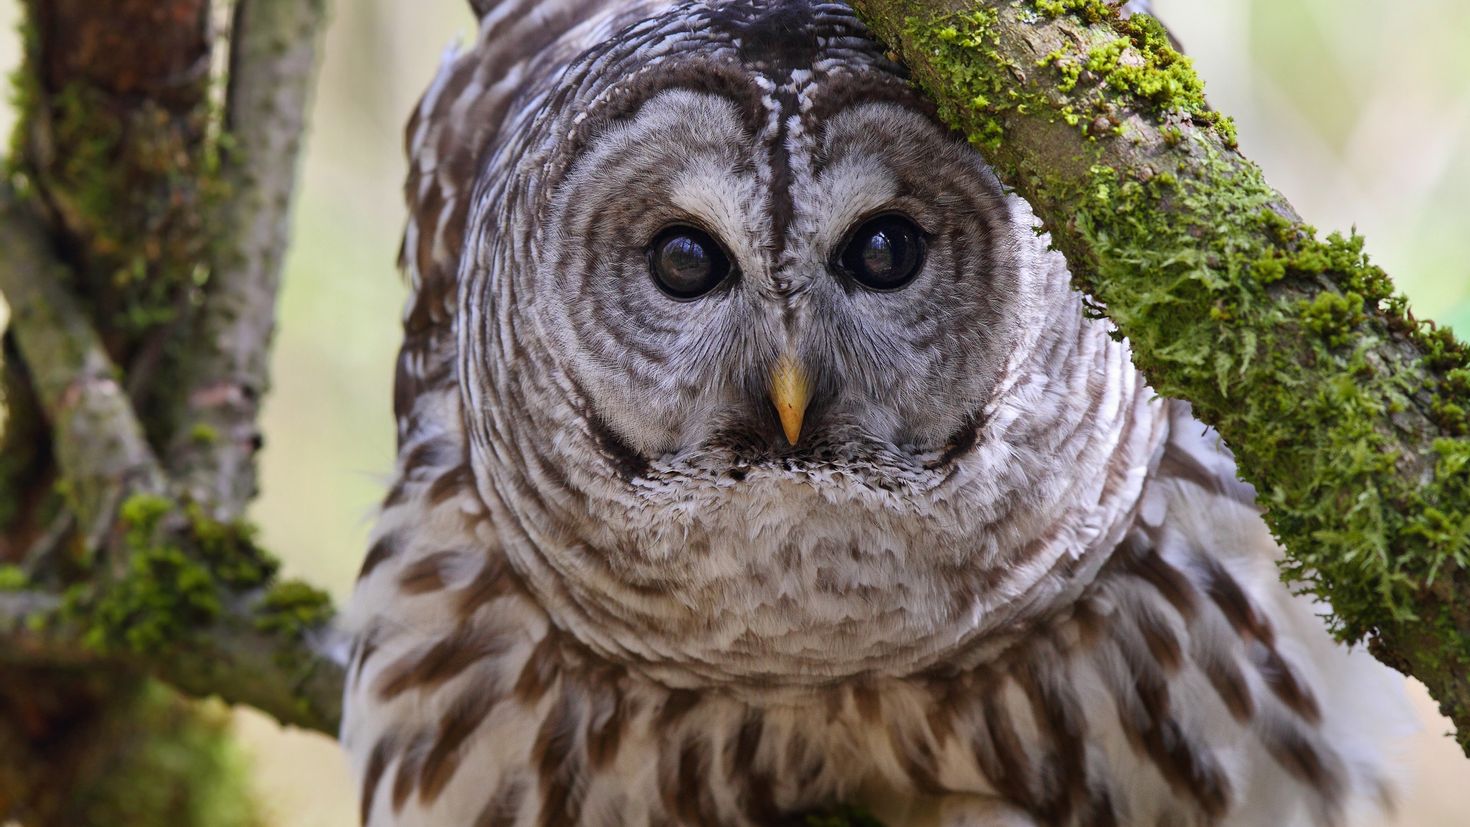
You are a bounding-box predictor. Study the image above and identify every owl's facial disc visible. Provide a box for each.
[535,57,1047,481]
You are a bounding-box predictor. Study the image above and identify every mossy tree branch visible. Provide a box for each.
[848,0,1470,753]
[0,0,336,822]
[0,186,345,734]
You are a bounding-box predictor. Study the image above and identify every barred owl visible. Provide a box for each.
[341,1,1410,825]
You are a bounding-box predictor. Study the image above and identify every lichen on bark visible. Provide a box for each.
[850,0,1470,753]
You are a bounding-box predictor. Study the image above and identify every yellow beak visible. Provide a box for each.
[769,353,811,445]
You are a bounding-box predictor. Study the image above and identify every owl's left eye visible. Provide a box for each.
[835,214,927,291]
[647,226,732,300]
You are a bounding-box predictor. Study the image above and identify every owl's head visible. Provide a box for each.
[457,0,1161,677]
[495,2,1062,469]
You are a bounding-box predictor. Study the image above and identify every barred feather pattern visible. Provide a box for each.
[343,1,1409,825]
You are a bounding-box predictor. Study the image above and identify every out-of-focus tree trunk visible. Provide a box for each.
[0,1,329,823]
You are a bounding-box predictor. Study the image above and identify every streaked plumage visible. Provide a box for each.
[342,1,1409,824]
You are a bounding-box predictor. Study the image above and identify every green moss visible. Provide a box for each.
[1298,291,1366,348]
[84,543,223,653]
[254,579,334,638]
[75,493,281,653]
[3,11,40,177]
[188,422,220,445]
[1034,0,1113,22]
[0,563,27,590]
[1038,48,1083,93]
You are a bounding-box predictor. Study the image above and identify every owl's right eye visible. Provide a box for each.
[648,226,732,300]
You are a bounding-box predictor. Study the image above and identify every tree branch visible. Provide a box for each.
[167,0,328,521]
[849,0,1470,752]
[0,185,345,735]
[0,590,345,735]
[0,190,164,558]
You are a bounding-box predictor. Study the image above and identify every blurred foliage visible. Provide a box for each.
[70,683,260,827]
[1,0,1469,825]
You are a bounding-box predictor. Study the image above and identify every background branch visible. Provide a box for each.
[0,190,163,557]
[167,0,328,521]
[0,183,345,734]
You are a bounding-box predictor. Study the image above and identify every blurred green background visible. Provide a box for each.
[2,0,1468,823]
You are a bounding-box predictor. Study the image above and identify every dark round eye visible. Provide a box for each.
[647,226,732,299]
[836,214,926,291]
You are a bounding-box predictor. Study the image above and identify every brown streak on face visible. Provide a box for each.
[852,682,882,723]
[729,708,783,823]
[977,683,1038,811]
[583,669,627,770]
[662,735,719,825]
[456,553,515,618]
[1264,726,1334,789]
[1201,654,1256,723]
[429,463,477,505]
[391,736,430,813]
[655,689,700,730]
[1134,610,1183,673]
[1200,557,1274,646]
[1257,647,1323,724]
[888,716,946,795]
[1111,635,1231,818]
[1016,640,1087,822]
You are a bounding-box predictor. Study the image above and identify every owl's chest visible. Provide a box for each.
[503,469,1121,688]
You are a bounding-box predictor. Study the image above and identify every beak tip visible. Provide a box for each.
[777,408,803,445]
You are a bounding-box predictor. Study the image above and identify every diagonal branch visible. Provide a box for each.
[0,185,345,735]
[166,0,329,522]
[849,0,1470,753]
[0,189,165,559]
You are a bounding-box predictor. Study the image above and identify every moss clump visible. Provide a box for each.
[254,579,334,639]
[75,493,281,654]
[1034,0,1113,22]
[900,1,1236,157]
[918,9,1008,150]
[188,422,220,445]
[0,564,27,590]
[1298,291,1366,349]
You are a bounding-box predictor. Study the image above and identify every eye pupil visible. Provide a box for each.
[649,227,731,299]
[838,215,925,290]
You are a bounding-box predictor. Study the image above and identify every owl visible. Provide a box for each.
[341,1,1411,825]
